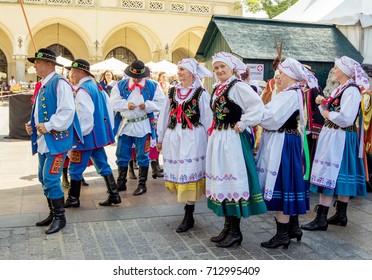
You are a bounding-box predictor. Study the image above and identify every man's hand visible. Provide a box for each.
[25,123,33,135]
[128,102,137,110]
[138,102,146,110]
[35,123,47,134]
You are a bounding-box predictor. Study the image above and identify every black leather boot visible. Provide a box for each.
[45,197,66,234]
[128,160,137,179]
[327,200,348,226]
[62,167,70,188]
[301,204,329,231]
[117,166,128,191]
[216,216,243,247]
[210,216,231,242]
[151,160,164,179]
[82,176,89,186]
[64,179,81,208]
[36,198,53,226]
[99,174,122,206]
[176,204,195,233]
[133,166,148,196]
[261,219,290,249]
[156,159,163,172]
[289,215,303,241]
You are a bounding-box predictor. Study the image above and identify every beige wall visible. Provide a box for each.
[0,0,241,82]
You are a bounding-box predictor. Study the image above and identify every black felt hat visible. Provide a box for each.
[27,48,63,67]
[66,59,94,77]
[124,60,150,79]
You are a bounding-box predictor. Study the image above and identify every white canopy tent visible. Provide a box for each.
[274,0,372,64]
[151,59,178,76]
[90,57,129,75]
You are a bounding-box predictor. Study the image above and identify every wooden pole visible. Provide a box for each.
[19,0,37,52]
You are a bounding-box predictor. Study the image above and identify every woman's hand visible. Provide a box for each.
[234,124,242,133]
[156,143,162,152]
[25,123,33,135]
[321,110,330,119]
[315,95,325,105]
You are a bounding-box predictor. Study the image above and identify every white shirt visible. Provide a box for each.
[110,78,165,137]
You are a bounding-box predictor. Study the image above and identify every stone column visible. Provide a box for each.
[13,35,27,83]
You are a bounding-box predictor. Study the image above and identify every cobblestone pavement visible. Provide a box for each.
[1,100,372,260]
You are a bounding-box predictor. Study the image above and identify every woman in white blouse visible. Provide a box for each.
[206,52,267,248]
[302,56,370,232]
[256,57,318,249]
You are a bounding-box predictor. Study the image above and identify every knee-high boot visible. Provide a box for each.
[261,218,290,249]
[176,204,195,233]
[45,197,66,234]
[301,204,329,231]
[133,166,148,196]
[62,167,70,188]
[64,179,81,208]
[99,174,122,206]
[327,200,348,226]
[151,160,164,179]
[210,216,231,242]
[156,159,163,172]
[216,216,243,248]
[128,160,137,180]
[117,166,128,191]
[36,198,53,226]
[288,215,303,241]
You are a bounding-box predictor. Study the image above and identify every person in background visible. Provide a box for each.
[9,75,16,87]
[64,59,121,208]
[25,48,82,234]
[157,72,170,94]
[302,65,325,165]
[157,58,212,233]
[99,70,117,96]
[301,56,370,232]
[110,60,165,195]
[206,52,267,248]
[257,57,318,249]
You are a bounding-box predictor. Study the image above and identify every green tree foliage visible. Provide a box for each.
[244,0,298,19]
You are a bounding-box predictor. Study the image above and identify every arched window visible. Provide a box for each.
[106,47,136,65]
[0,49,7,78]
[47,44,74,61]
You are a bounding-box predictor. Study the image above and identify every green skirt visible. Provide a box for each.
[207,131,267,218]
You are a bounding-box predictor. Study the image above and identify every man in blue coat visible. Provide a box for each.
[64,59,121,208]
[25,48,83,234]
[110,60,165,195]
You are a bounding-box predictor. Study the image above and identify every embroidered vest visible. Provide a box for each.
[210,79,242,130]
[168,86,204,130]
[74,79,115,151]
[324,83,360,131]
[114,79,157,138]
[30,73,82,155]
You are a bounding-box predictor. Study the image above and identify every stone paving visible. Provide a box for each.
[1,99,372,260]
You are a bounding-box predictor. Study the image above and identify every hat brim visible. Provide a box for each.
[65,66,95,78]
[27,57,64,67]
[124,66,150,79]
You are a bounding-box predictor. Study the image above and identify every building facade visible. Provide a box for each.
[0,0,241,83]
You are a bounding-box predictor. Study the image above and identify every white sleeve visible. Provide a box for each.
[157,95,171,143]
[199,90,213,131]
[328,87,361,127]
[260,90,298,130]
[229,82,264,130]
[110,83,128,111]
[75,88,94,136]
[144,84,166,114]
